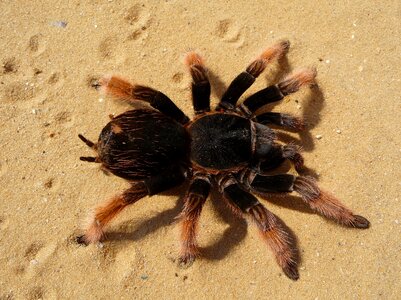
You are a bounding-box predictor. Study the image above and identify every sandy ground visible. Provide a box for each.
[0,1,400,299]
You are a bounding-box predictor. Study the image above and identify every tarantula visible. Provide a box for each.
[77,40,369,280]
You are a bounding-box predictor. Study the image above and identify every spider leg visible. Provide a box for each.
[240,68,317,115]
[178,173,211,266]
[99,76,189,124]
[218,40,290,110]
[257,143,304,173]
[217,174,299,280]
[77,168,186,245]
[255,112,305,132]
[76,182,148,245]
[244,172,370,228]
[184,52,211,114]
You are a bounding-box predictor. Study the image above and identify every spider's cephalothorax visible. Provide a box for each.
[77,40,369,280]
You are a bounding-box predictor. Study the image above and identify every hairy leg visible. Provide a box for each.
[178,174,211,265]
[241,68,316,114]
[246,173,370,228]
[293,177,369,228]
[218,40,290,110]
[184,52,211,114]
[100,76,189,124]
[77,182,148,245]
[77,168,186,245]
[218,174,299,280]
[255,112,305,132]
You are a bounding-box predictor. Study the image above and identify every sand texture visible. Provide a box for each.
[0,1,400,299]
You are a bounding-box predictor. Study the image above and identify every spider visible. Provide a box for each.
[77,40,369,280]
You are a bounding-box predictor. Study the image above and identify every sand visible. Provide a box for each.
[0,1,400,299]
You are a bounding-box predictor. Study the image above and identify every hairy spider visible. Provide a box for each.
[77,40,369,280]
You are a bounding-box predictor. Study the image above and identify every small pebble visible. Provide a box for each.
[336,129,342,134]
[98,98,104,102]
[358,66,364,72]
[51,21,68,28]
[325,59,330,64]
[315,134,323,140]
[140,274,149,280]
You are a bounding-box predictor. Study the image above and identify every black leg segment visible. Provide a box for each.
[185,52,211,114]
[255,112,305,132]
[100,76,190,124]
[251,174,296,193]
[241,68,317,114]
[218,40,290,109]
[217,174,299,280]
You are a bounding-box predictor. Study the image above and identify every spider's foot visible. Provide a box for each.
[75,235,89,246]
[282,262,299,281]
[351,215,370,229]
[178,254,196,269]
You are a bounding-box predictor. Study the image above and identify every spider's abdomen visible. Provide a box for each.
[97,109,190,180]
[189,113,252,170]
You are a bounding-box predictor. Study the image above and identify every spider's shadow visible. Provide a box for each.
[263,56,326,153]
[106,184,187,243]
[200,188,248,261]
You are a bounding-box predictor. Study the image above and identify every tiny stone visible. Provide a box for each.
[315,134,323,140]
[30,259,39,265]
[51,21,68,28]
[395,220,399,224]
[98,98,104,102]
[32,109,38,114]
[141,274,149,280]
[358,66,364,72]
[325,59,330,64]
[97,242,104,249]
[336,129,342,134]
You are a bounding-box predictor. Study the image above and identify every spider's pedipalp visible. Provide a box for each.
[178,174,211,266]
[219,175,299,280]
[184,51,211,114]
[242,68,317,114]
[293,177,370,228]
[219,40,290,109]
[100,75,189,124]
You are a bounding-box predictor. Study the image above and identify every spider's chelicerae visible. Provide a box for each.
[77,40,369,280]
